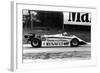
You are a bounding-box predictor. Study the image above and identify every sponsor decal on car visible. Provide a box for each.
[42,41,70,46]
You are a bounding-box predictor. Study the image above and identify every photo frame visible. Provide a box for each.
[11,1,97,71]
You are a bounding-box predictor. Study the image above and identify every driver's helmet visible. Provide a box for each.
[63,32,68,36]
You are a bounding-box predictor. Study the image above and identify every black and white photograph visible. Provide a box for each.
[22,9,91,62]
[11,2,96,71]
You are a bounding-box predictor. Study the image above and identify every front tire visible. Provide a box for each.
[71,38,79,47]
[31,38,41,48]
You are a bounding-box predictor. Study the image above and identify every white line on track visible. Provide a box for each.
[23,43,91,53]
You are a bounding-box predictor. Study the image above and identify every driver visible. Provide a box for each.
[62,32,68,36]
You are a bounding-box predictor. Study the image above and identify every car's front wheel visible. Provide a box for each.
[71,38,79,47]
[31,38,41,48]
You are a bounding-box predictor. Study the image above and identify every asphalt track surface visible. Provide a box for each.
[22,43,91,63]
[23,43,91,54]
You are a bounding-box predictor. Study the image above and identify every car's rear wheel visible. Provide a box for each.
[71,38,79,47]
[31,38,41,48]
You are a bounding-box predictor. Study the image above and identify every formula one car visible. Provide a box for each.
[24,32,86,48]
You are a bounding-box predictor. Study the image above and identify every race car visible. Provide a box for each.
[24,32,86,48]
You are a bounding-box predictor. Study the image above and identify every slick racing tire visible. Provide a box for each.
[71,38,79,47]
[31,38,41,48]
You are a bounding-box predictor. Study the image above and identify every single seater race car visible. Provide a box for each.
[24,32,86,48]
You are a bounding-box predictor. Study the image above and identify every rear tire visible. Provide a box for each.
[71,38,79,47]
[31,38,41,48]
